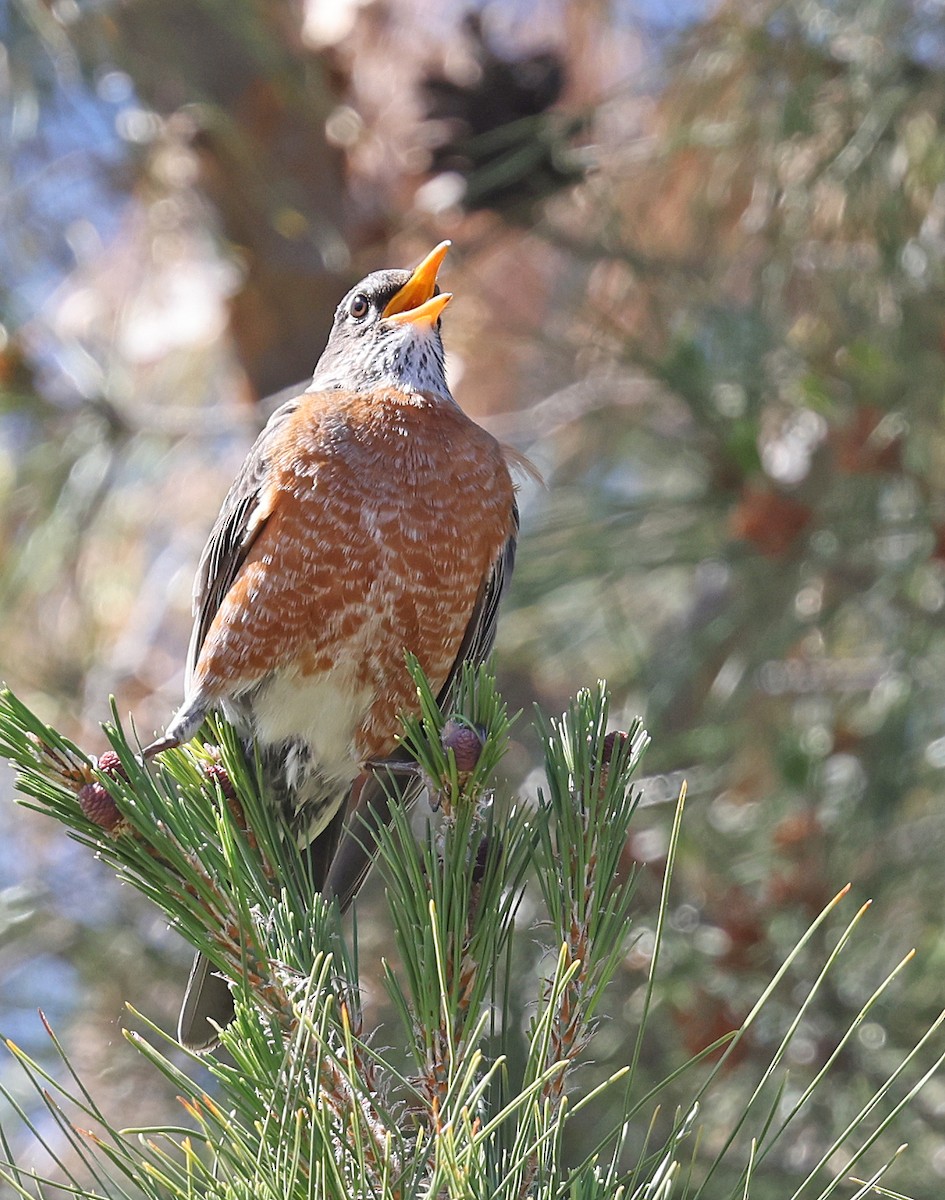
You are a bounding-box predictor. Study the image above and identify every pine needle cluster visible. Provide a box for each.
[0,663,941,1198]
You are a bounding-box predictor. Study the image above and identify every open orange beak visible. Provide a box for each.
[383,241,452,327]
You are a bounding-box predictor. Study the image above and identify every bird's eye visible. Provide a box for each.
[349,293,370,320]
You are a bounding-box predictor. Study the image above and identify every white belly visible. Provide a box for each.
[249,666,371,787]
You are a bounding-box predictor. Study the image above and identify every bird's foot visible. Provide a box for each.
[364,756,422,779]
[142,733,180,760]
[142,701,207,760]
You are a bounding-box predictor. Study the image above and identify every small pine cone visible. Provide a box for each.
[601,730,629,768]
[598,730,630,795]
[203,761,236,800]
[78,781,122,832]
[441,719,484,774]
[96,749,128,781]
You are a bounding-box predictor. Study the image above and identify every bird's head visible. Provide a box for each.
[309,242,453,399]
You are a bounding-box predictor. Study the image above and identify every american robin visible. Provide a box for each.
[145,242,518,1049]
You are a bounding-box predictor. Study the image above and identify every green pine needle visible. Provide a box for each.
[0,671,940,1199]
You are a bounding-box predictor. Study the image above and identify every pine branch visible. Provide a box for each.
[0,670,940,1199]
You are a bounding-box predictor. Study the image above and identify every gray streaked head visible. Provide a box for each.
[308,245,454,400]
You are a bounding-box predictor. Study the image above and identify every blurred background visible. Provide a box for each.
[4,0,945,1193]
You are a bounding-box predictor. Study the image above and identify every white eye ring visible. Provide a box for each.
[349,293,370,320]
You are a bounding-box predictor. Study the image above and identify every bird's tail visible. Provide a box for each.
[324,758,424,913]
[178,953,238,1051]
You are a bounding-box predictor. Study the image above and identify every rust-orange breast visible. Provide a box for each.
[192,387,515,762]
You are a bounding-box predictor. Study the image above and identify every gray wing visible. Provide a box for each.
[436,499,519,705]
[144,396,304,756]
[324,502,519,913]
[184,397,302,685]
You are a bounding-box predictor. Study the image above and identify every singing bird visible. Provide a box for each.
[145,243,518,1048]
